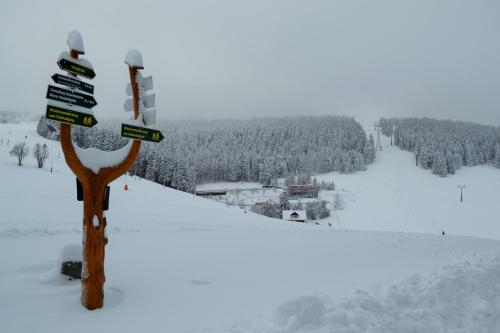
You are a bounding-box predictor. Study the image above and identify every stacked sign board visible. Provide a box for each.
[45,55,97,127]
[45,49,163,143]
[121,71,164,143]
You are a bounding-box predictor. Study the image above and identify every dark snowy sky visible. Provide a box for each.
[1,0,499,125]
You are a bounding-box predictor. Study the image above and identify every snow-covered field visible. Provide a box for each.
[1,121,500,332]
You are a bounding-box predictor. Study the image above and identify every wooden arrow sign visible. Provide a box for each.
[46,104,98,127]
[58,58,96,79]
[121,123,164,143]
[52,74,94,94]
[46,85,97,109]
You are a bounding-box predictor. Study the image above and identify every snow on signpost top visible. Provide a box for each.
[125,49,144,68]
[67,30,85,54]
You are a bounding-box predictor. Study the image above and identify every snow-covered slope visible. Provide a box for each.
[1,122,500,333]
[317,139,500,240]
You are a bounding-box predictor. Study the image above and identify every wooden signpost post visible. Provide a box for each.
[46,31,163,310]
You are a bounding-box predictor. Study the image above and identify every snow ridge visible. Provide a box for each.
[272,252,500,333]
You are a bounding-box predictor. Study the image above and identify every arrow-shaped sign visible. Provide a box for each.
[46,104,97,128]
[142,109,156,126]
[137,73,154,91]
[121,123,164,143]
[123,94,155,111]
[52,74,94,94]
[58,58,96,79]
[125,75,153,96]
[46,85,97,109]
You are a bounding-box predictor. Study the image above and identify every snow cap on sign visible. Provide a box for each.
[125,49,144,69]
[67,30,85,54]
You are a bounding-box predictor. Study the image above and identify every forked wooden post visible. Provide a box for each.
[59,48,142,310]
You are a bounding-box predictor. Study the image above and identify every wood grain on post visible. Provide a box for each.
[59,49,142,310]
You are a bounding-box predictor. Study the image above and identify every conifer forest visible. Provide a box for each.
[38,115,375,192]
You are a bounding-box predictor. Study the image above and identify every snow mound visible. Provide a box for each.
[60,244,81,262]
[66,30,84,54]
[272,252,500,333]
[275,296,327,331]
[125,49,143,68]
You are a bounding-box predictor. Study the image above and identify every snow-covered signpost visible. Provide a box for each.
[121,50,164,143]
[45,30,163,310]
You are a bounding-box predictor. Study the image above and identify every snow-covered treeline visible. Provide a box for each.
[137,116,374,185]
[379,117,500,176]
[37,116,127,151]
[37,115,374,191]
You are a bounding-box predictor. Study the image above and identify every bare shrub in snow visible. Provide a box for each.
[33,143,49,168]
[10,142,29,166]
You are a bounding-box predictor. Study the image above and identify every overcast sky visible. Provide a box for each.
[1,0,499,125]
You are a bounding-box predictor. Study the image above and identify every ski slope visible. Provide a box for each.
[317,139,500,240]
[1,121,500,333]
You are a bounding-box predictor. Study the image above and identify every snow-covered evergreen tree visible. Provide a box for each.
[495,144,500,169]
[363,134,376,164]
[432,151,448,177]
[145,152,157,182]
[279,190,290,211]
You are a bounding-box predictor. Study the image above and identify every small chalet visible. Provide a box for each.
[282,210,307,222]
[287,185,320,198]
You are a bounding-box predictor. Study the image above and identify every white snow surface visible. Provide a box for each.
[92,215,99,227]
[1,122,500,333]
[73,140,132,174]
[66,30,84,54]
[314,138,500,240]
[124,49,143,68]
[270,251,500,333]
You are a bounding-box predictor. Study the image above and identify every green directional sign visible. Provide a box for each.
[121,123,164,143]
[57,58,96,79]
[46,85,97,109]
[46,104,98,128]
[52,74,94,94]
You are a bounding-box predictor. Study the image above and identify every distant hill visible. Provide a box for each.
[0,110,39,124]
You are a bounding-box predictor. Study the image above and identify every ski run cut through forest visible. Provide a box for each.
[1,117,500,333]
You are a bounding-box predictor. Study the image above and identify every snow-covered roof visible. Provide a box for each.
[125,49,144,68]
[282,210,307,221]
[67,30,85,54]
